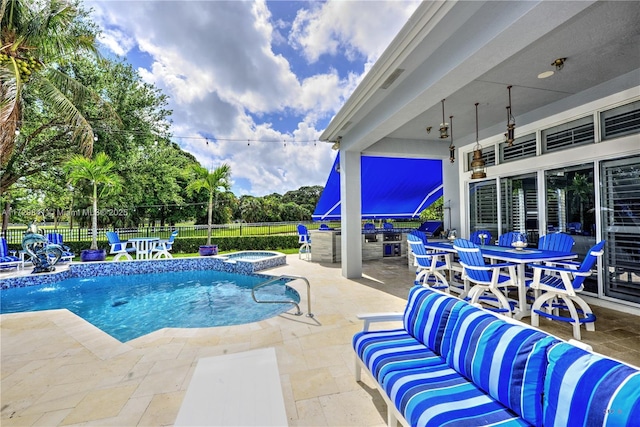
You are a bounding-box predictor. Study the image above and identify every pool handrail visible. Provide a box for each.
[252,274,313,318]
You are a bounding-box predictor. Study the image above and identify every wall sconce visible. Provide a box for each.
[449,115,455,163]
[505,85,515,146]
[439,99,449,139]
[471,102,486,179]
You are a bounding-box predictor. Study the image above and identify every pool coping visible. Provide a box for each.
[0,252,287,290]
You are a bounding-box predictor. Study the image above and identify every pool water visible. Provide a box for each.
[0,270,300,342]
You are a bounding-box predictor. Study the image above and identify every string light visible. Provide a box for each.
[3,119,323,146]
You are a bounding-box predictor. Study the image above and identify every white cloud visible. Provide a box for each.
[289,1,420,63]
[89,0,418,196]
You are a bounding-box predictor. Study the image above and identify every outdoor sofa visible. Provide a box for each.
[353,286,639,427]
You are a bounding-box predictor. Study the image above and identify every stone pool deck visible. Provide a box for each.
[2,255,640,426]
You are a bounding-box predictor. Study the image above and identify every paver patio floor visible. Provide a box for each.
[2,255,639,426]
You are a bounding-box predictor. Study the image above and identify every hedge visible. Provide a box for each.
[9,235,300,255]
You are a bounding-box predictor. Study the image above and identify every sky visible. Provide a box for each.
[87,0,420,197]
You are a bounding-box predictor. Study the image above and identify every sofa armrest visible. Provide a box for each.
[567,338,593,352]
[356,312,404,332]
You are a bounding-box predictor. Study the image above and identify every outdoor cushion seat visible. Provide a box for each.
[384,363,530,427]
[543,342,640,427]
[353,330,445,386]
[0,237,21,270]
[46,233,75,262]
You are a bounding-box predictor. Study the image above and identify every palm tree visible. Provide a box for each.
[64,152,122,251]
[186,164,231,246]
[1,0,100,167]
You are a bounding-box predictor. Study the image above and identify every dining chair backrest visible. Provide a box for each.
[453,238,491,283]
[470,230,492,245]
[571,240,605,289]
[166,230,178,247]
[106,231,126,251]
[0,237,11,258]
[383,222,393,230]
[409,230,428,246]
[407,234,432,269]
[498,231,527,247]
[538,233,574,253]
[363,223,375,231]
[297,224,310,244]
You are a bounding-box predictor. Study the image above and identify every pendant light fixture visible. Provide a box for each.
[471,102,486,179]
[439,99,449,139]
[505,85,516,146]
[449,115,455,163]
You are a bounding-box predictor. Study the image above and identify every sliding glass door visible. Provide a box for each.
[601,156,640,304]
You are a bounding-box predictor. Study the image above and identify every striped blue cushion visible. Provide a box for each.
[544,342,640,427]
[384,364,530,427]
[441,303,500,372]
[352,329,445,385]
[403,286,466,354]
[442,303,557,426]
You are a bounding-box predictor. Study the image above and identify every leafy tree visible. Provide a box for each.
[186,164,231,245]
[1,0,104,181]
[419,196,444,221]
[64,152,122,250]
[282,185,323,213]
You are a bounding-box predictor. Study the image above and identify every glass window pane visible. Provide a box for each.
[600,155,640,303]
[545,165,597,292]
[542,116,594,153]
[469,180,498,244]
[500,173,538,243]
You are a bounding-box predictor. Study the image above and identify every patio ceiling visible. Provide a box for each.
[321,1,640,153]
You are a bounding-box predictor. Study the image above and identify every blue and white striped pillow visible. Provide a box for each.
[442,303,557,426]
[403,286,466,354]
[544,342,640,427]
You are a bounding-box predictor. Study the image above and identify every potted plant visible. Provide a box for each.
[186,163,231,256]
[64,152,123,261]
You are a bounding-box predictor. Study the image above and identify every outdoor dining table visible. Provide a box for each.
[424,241,577,320]
[128,237,160,260]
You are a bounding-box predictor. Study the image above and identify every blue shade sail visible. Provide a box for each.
[312,154,443,220]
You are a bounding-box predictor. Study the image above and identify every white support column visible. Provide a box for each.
[340,150,363,278]
[442,160,460,232]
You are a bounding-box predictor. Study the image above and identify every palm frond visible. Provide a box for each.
[36,73,95,156]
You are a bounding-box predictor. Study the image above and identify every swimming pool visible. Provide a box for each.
[0,270,300,342]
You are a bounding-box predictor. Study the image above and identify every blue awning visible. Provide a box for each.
[312,154,443,220]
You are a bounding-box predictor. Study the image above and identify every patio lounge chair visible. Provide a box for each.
[46,233,75,262]
[297,224,311,260]
[0,237,22,271]
[407,233,449,291]
[152,230,178,259]
[453,238,517,316]
[528,240,605,340]
[106,231,136,261]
